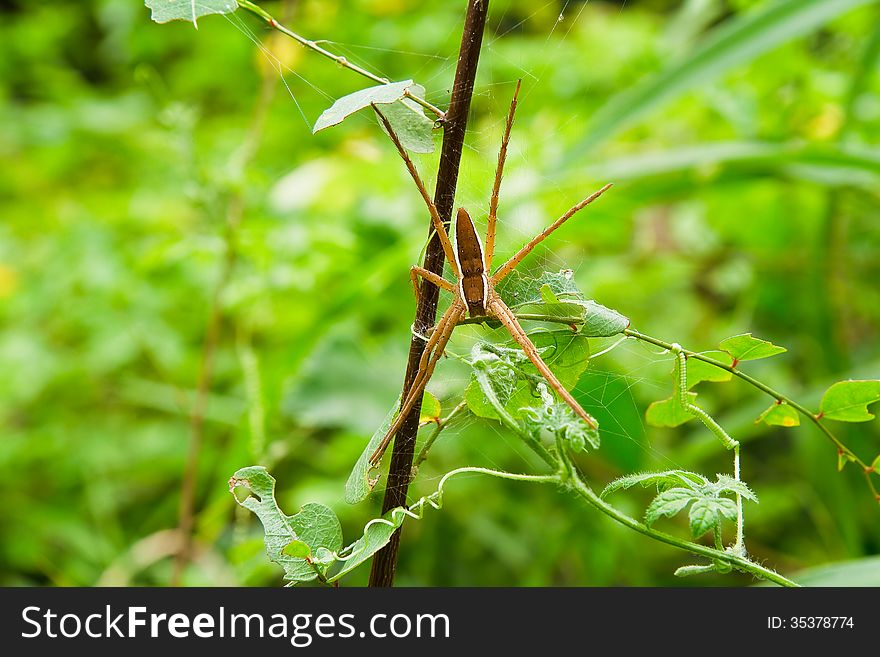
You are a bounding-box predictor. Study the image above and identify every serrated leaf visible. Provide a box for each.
[229,467,343,583]
[686,351,733,388]
[344,397,400,504]
[712,474,757,502]
[601,470,707,498]
[645,392,696,428]
[719,333,786,362]
[756,402,800,427]
[464,330,590,420]
[376,86,435,154]
[333,510,406,580]
[314,80,414,133]
[819,380,880,422]
[688,497,734,537]
[645,488,696,525]
[145,0,237,28]
[522,401,600,452]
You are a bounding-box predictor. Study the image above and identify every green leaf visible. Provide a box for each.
[229,467,343,584]
[282,540,311,559]
[582,141,880,191]
[645,488,696,526]
[601,470,707,498]
[645,392,696,428]
[872,454,880,472]
[419,390,441,424]
[686,351,733,388]
[145,0,237,28]
[375,85,436,154]
[711,474,757,502]
[566,0,879,156]
[497,269,583,306]
[314,80,415,133]
[757,402,800,427]
[571,300,631,337]
[464,330,590,421]
[539,284,560,304]
[333,510,407,580]
[819,380,880,422]
[719,333,786,362]
[688,497,737,537]
[522,401,600,453]
[498,271,629,337]
[515,302,585,324]
[344,397,400,505]
[787,556,880,587]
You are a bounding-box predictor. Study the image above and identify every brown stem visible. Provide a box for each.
[369,0,490,587]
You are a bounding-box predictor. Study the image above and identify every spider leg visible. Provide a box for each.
[486,79,521,271]
[411,265,455,306]
[491,183,613,284]
[488,296,598,430]
[373,104,461,279]
[369,301,466,466]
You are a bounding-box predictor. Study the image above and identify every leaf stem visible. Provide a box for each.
[413,400,469,469]
[235,1,446,118]
[623,327,878,500]
[561,456,798,587]
[473,363,557,468]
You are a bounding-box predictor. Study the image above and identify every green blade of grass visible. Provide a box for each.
[565,0,879,160]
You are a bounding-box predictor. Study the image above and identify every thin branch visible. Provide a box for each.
[624,328,879,501]
[236,0,445,118]
[369,0,491,587]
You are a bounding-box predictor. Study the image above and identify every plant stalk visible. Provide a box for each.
[236,0,445,118]
[369,0,490,587]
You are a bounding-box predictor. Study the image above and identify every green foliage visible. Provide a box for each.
[145,0,237,27]
[522,397,600,453]
[344,398,399,504]
[4,0,879,587]
[570,0,880,155]
[464,332,590,421]
[374,92,436,154]
[313,80,413,132]
[819,380,880,422]
[499,270,630,337]
[757,402,800,427]
[686,352,733,388]
[719,333,787,363]
[603,471,756,538]
[646,392,697,428]
[230,467,342,584]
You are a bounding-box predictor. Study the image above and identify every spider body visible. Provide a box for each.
[454,208,489,317]
[369,82,611,467]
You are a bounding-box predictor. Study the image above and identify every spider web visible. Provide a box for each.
[216,2,701,492]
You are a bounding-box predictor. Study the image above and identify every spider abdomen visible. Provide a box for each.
[454,208,489,316]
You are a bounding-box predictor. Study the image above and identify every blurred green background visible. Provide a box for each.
[2,0,879,586]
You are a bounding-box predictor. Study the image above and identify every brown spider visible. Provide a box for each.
[369,81,612,467]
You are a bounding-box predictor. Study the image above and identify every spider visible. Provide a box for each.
[369,81,612,467]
